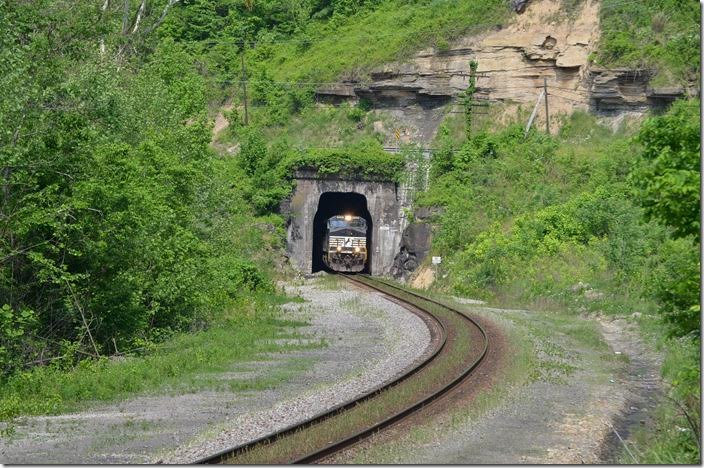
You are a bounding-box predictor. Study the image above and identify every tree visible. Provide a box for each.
[630,99,700,238]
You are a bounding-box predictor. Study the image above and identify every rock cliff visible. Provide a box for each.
[316,0,697,140]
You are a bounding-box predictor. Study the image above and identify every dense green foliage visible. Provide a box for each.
[596,0,700,85]
[421,103,700,463]
[629,100,700,340]
[630,99,700,239]
[0,1,281,378]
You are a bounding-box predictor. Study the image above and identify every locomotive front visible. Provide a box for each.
[323,214,368,273]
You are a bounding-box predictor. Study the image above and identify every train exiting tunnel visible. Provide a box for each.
[312,192,372,273]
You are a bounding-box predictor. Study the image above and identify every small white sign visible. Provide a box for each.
[432,256,442,265]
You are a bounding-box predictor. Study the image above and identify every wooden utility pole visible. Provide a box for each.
[240,41,249,126]
[543,76,550,135]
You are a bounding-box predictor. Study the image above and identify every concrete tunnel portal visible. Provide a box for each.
[282,169,406,276]
[312,192,372,274]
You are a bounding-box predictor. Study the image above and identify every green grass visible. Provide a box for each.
[260,0,510,83]
[596,0,700,86]
[0,299,323,424]
[346,291,619,463]
[244,102,412,150]
[348,312,535,463]
[620,314,701,464]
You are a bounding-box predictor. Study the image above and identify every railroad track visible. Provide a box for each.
[195,274,489,465]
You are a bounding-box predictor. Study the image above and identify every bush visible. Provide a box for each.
[644,236,700,338]
[630,99,700,239]
[0,305,38,375]
[347,106,366,122]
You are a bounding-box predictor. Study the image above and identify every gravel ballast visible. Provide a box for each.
[0,276,431,464]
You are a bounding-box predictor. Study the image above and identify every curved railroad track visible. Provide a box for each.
[195,274,490,465]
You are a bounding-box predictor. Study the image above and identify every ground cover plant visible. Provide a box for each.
[346,301,617,463]
[0,296,318,425]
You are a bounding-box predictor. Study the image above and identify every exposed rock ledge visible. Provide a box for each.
[317,0,697,127]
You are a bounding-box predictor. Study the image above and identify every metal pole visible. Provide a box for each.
[543,76,549,135]
[241,41,249,126]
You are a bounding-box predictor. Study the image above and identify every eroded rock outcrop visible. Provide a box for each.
[391,222,432,280]
[588,67,695,114]
[316,0,697,140]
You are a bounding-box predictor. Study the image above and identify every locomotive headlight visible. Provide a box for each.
[336,246,342,252]
[354,247,360,253]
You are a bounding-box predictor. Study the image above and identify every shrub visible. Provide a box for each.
[347,106,366,122]
[644,236,700,338]
[630,99,700,239]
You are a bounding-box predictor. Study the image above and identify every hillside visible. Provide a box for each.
[0,0,700,463]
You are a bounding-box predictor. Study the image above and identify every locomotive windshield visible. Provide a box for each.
[327,216,366,237]
[323,214,368,273]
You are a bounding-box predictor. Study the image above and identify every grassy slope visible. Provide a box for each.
[258,0,699,85]
[414,107,699,462]
[261,0,510,82]
[0,294,319,427]
[596,0,700,86]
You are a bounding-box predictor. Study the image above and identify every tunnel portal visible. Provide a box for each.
[312,192,372,273]
[282,168,406,276]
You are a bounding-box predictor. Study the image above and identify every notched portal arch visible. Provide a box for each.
[312,192,372,274]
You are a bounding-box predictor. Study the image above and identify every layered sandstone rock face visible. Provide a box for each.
[317,0,696,135]
[318,0,601,121]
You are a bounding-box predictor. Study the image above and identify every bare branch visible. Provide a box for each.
[142,0,180,36]
[665,394,701,451]
[65,280,101,358]
[130,0,146,34]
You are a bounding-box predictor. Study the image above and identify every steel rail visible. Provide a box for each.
[291,274,489,464]
[194,275,447,464]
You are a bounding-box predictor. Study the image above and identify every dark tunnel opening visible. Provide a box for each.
[312,192,372,274]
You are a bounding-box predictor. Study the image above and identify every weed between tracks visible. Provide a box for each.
[346,313,533,464]
[223,281,476,464]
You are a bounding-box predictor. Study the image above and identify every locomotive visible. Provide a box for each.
[322,214,368,273]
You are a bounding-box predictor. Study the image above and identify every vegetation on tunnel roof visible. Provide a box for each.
[284,141,405,181]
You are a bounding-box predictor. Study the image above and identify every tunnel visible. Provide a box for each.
[312,192,373,274]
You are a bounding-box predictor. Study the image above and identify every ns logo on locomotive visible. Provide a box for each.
[322,214,368,273]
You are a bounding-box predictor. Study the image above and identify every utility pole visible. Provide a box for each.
[240,41,249,126]
[543,76,550,135]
